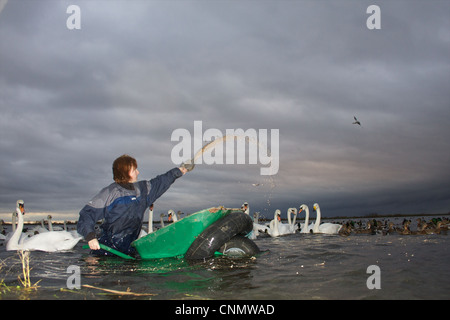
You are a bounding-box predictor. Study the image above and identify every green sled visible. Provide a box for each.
[132,207,234,260]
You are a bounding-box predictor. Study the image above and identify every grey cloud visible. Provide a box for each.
[1,0,449,220]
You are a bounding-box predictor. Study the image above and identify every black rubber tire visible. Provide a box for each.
[218,235,261,257]
[185,211,255,260]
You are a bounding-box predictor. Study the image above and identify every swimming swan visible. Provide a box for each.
[46,215,63,231]
[5,208,29,242]
[312,203,342,234]
[298,204,314,233]
[277,208,297,234]
[168,210,178,222]
[148,206,154,234]
[251,212,270,238]
[138,207,155,238]
[267,210,281,237]
[159,213,166,228]
[6,201,82,252]
[268,209,297,237]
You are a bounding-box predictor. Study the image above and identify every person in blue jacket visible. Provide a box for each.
[77,154,194,257]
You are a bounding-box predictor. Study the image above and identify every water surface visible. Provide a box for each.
[1,224,449,300]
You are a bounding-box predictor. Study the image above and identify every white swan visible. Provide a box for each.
[288,208,298,232]
[49,215,65,231]
[267,209,297,237]
[47,215,53,231]
[298,204,314,233]
[241,202,249,215]
[159,213,166,228]
[241,201,260,240]
[138,206,154,238]
[312,203,342,234]
[267,210,281,237]
[46,215,63,231]
[249,212,259,239]
[251,212,269,235]
[6,200,82,252]
[148,206,154,233]
[277,208,297,234]
[5,203,29,242]
[168,209,178,222]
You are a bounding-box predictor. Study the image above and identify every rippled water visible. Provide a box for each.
[1,225,449,300]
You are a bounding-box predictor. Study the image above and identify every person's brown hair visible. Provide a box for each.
[112,154,137,183]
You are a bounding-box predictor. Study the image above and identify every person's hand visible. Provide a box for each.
[180,159,195,173]
[88,238,100,250]
[179,167,188,175]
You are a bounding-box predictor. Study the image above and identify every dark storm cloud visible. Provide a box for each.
[0,0,449,221]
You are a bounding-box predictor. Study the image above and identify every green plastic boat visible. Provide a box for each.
[132,207,236,260]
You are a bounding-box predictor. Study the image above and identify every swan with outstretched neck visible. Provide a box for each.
[148,205,154,233]
[298,204,314,233]
[159,213,166,228]
[287,208,297,229]
[6,200,82,252]
[46,215,63,231]
[267,210,281,237]
[267,209,297,237]
[251,212,271,236]
[139,206,154,238]
[278,208,297,234]
[312,203,342,234]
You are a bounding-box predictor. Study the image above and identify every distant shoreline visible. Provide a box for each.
[265,212,450,222]
[1,211,449,225]
[323,212,450,220]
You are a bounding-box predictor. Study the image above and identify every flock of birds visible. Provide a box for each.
[245,203,449,239]
[1,199,448,254]
[354,217,450,236]
[247,203,345,239]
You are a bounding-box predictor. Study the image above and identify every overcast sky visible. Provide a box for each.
[1,0,449,221]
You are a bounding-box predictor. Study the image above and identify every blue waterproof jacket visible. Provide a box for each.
[77,168,183,256]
